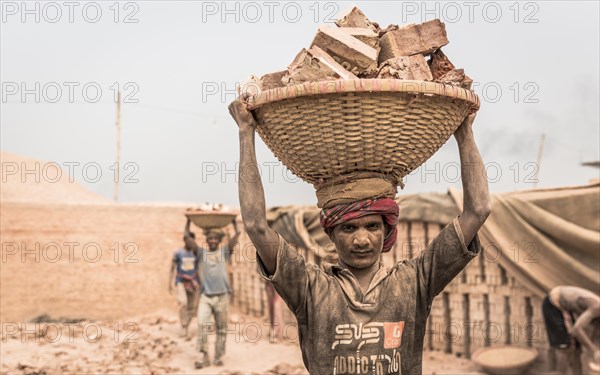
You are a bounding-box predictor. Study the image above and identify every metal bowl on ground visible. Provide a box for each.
[472,346,539,375]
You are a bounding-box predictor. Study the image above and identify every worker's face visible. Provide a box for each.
[331,215,385,270]
[207,234,222,250]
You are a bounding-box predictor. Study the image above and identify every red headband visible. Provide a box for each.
[319,197,399,253]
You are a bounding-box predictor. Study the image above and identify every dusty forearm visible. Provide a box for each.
[238,129,278,273]
[231,100,279,274]
[239,130,269,230]
[457,130,491,218]
[454,120,492,245]
[184,218,192,236]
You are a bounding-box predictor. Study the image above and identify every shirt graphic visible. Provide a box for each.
[332,321,404,375]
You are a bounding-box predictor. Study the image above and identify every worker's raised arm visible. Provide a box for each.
[229,101,280,275]
[183,217,199,252]
[454,114,492,244]
[184,217,192,236]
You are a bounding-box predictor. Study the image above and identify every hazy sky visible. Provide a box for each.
[2,1,599,207]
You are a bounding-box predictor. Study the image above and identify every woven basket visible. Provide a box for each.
[246,79,480,187]
[185,211,237,229]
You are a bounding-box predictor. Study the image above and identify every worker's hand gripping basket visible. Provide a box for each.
[245,79,479,207]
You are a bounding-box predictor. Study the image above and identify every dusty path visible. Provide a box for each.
[1,308,485,375]
[0,308,306,375]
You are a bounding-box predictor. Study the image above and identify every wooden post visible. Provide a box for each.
[499,265,508,285]
[427,316,433,351]
[407,222,413,259]
[244,274,250,315]
[504,296,512,344]
[443,292,452,354]
[525,297,533,347]
[483,294,491,347]
[463,294,471,359]
[478,249,486,282]
[534,133,545,188]
[114,91,121,202]
[252,274,257,316]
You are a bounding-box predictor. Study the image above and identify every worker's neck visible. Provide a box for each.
[341,261,381,293]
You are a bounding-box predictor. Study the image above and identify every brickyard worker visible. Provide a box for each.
[543,286,600,373]
[230,100,491,375]
[169,218,200,338]
[194,223,240,369]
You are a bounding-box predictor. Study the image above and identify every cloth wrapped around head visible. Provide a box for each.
[319,197,399,253]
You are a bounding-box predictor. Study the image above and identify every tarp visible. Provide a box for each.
[450,184,600,298]
[266,183,600,298]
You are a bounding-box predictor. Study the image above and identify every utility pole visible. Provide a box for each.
[533,133,545,188]
[114,91,121,202]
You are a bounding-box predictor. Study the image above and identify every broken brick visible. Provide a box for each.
[377,55,433,81]
[379,19,449,63]
[341,27,380,50]
[258,71,287,90]
[439,68,473,89]
[282,46,357,86]
[428,49,455,80]
[311,25,378,75]
[335,6,379,33]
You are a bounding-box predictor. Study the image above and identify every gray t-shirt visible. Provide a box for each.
[198,246,232,296]
[257,217,481,375]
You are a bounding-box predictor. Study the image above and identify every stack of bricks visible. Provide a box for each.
[251,7,473,92]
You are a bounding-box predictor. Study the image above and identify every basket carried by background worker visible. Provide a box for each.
[185,210,237,230]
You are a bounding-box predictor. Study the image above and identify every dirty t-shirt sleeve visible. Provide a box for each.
[256,232,308,315]
[417,217,482,304]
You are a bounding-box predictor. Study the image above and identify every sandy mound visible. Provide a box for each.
[0,152,110,204]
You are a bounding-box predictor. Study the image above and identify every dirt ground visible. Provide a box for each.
[0,307,485,375]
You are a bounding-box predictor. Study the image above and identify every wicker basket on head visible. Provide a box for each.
[245,79,480,189]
